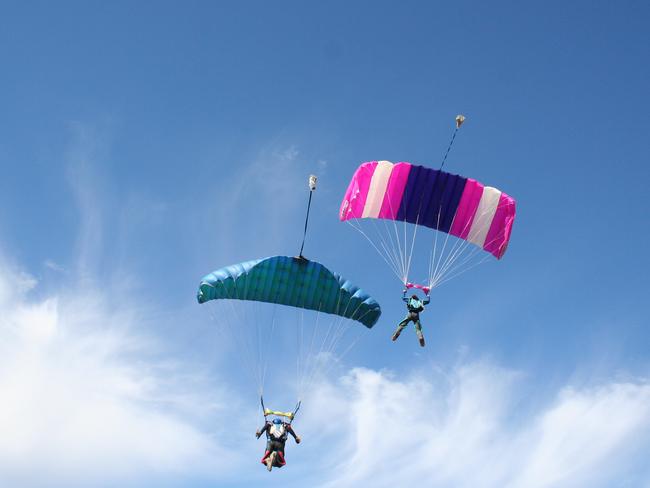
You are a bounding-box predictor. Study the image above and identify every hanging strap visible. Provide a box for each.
[289,401,301,424]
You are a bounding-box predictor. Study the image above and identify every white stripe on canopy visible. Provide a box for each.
[362,161,394,218]
[467,186,501,248]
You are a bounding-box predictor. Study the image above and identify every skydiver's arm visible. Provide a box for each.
[402,289,409,303]
[423,296,431,305]
[256,422,269,438]
[287,425,301,443]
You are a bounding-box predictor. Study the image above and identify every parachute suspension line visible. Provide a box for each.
[295,289,305,399]
[401,188,427,285]
[298,308,313,398]
[296,283,338,400]
[297,299,332,398]
[241,271,266,393]
[439,115,466,172]
[428,211,457,288]
[259,304,278,393]
[301,302,326,398]
[255,301,264,392]
[347,181,413,285]
[368,216,403,279]
[436,203,497,282]
[378,216,406,282]
[431,224,480,287]
[296,272,321,400]
[403,191,426,285]
[355,184,424,286]
[316,298,372,381]
[383,184,409,283]
[302,291,355,394]
[429,215,479,288]
[404,207,422,284]
[378,212,403,280]
[241,278,266,394]
[400,189,412,284]
[218,290,256,390]
[346,219,404,283]
[300,293,368,395]
[430,205,487,287]
[296,307,304,398]
[210,281,260,394]
[434,253,491,287]
[428,200,510,288]
[299,175,318,258]
[433,202,512,286]
[379,215,408,283]
[428,207,444,288]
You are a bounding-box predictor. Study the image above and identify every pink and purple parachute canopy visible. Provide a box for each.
[339,161,516,259]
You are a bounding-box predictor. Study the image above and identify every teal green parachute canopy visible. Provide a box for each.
[197,256,381,328]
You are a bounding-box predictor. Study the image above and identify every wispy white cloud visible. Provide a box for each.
[65,123,108,281]
[43,259,66,273]
[197,141,323,261]
[292,363,650,488]
[0,256,233,488]
[0,125,239,487]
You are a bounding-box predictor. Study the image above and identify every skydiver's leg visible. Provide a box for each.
[262,440,272,467]
[275,441,287,466]
[414,318,425,347]
[392,316,411,341]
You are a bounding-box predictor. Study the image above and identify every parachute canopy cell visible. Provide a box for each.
[339,161,516,259]
[197,255,381,328]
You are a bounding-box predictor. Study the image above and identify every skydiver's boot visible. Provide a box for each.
[392,319,409,341]
[266,452,276,471]
[415,320,425,347]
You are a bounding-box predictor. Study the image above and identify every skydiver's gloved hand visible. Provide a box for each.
[295,436,301,444]
[255,430,261,439]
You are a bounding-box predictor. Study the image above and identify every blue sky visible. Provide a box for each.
[1,1,649,487]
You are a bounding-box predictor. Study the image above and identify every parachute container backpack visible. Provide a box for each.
[340,161,516,290]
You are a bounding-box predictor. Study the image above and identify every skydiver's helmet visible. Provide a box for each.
[412,294,418,299]
[272,418,282,425]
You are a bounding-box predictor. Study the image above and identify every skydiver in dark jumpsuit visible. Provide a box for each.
[392,290,430,347]
[256,418,301,471]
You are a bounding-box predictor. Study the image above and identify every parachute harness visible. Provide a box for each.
[261,396,301,425]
